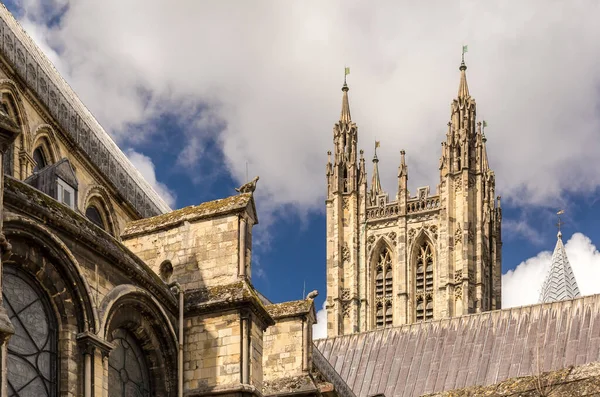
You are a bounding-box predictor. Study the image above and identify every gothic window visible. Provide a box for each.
[3,265,57,397]
[342,167,348,192]
[456,146,462,170]
[85,205,105,230]
[415,241,434,321]
[108,328,151,397]
[33,147,47,172]
[374,246,393,328]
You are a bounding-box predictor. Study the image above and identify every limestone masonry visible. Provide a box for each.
[0,2,597,397]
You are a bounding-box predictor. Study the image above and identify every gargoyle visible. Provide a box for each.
[306,290,319,300]
[235,176,259,194]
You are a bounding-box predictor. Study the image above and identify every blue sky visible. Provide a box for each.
[6,0,600,337]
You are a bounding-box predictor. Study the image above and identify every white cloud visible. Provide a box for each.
[13,0,600,217]
[502,232,600,308]
[125,149,176,208]
[313,301,328,340]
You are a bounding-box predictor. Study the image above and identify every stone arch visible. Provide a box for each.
[4,213,99,332]
[99,285,178,396]
[0,80,30,176]
[3,213,99,395]
[369,237,394,329]
[31,124,61,166]
[81,185,118,237]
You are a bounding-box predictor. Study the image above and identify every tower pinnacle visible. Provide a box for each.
[370,141,382,198]
[539,210,581,303]
[458,58,470,100]
[341,67,351,123]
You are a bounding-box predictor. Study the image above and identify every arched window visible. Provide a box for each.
[85,206,105,230]
[108,328,151,397]
[374,246,393,328]
[415,241,434,321]
[3,265,57,397]
[33,147,47,172]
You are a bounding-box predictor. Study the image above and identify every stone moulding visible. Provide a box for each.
[184,280,275,329]
[0,4,170,218]
[3,176,177,311]
[265,299,315,321]
[122,193,257,239]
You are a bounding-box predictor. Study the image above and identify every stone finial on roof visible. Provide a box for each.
[235,176,259,194]
[539,211,581,303]
[306,290,318,300]
[340,80,351,124]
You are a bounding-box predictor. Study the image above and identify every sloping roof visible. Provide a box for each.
[314,294,600,397]
[539,231,581,303]
[0,5,170,217]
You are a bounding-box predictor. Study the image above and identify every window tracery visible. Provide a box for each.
[108,328,151,397]
[374,246,393,328]
[3,265,57,397]
[415,241,434,321]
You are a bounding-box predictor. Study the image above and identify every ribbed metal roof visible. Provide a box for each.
[539,231,581,303]
[314,294,600,397]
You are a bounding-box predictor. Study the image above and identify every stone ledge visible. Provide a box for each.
[185,280,275,328]
[422,362,600,397]
[185,382,264,397]
[263,374,318,397]
[122,193,257,238]
[266,300,314,321]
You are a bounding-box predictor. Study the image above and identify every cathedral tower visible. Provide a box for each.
[325,59,502,337]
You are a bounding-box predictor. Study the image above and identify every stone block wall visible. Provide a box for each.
[263,317,305,380]
[123,212,245,290]
[184,311,242,391]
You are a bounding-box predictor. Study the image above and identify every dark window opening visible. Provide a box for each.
[33,147,46,172]
[86,206,105,230]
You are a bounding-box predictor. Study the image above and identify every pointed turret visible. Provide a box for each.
[539,223,581,303]
[457,58,470,100]
[370,142,382,200]
[340,82,351,124]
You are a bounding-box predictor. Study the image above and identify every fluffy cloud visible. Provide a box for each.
[503,232,600,308]
[125,149,176,208]
[312,232,600,339]
[312,301,328,340]
[11,0,600,217]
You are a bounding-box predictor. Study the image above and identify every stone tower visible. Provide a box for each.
[325,59,502,337]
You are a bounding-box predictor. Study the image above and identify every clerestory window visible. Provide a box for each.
[374,246,393,328]
[415,241,434,321]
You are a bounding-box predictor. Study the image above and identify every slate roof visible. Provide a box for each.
[539,231,581,303]
[314,294,600,397]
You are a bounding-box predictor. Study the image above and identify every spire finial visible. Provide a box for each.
[374,140,380,161]
[340,67,351,122]
[556,209,565,238]
[482,120,488,142]
[458,45,470,99]
[460,45,468,71]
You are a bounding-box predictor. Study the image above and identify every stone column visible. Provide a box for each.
[238,217,247,278]
[77,331,114,397]
[0,107,20,397]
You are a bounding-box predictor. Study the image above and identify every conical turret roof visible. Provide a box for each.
[539,231,581,303]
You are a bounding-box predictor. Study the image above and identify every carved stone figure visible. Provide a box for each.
[235,176,260,194]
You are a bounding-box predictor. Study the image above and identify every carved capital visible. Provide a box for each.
[76,331,115,358]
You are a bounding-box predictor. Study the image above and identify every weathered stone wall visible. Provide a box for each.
[263,317,304,380]
[422,362,600,397]
[0,65,141,236]
[183,311,241,391]
[123,212,243,290]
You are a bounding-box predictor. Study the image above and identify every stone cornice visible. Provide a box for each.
[0,5,170,217]
[185,280,275,329]
[3,176,177,312]
[122,193,256,239]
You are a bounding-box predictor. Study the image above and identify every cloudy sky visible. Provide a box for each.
[6,0,600,339]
